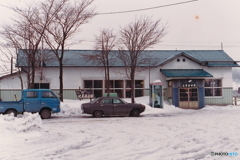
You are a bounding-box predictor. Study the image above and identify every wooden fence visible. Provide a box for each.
[233,96,240,106]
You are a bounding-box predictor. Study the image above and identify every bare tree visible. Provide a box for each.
[1,17,44,89]
[0,44,24,89]
[82,28,117,96]
[43,0,95,101]
[118,16,167,103]
[0,0,64,89]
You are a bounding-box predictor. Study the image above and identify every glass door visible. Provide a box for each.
[179,88,198,109]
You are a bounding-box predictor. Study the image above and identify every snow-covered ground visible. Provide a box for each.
[1,97,239,160]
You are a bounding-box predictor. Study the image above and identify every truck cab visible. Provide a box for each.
[0,89,61,119]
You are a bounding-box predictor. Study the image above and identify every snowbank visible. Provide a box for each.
[55,96,178,117]
[0,112,42,133]
[1,97,240,160]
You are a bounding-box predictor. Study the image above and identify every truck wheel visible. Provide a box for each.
[6,109,17,117]
[40,109,51,119]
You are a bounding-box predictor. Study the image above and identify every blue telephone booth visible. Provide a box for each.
[149,80,163,108]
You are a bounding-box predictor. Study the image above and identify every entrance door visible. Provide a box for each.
[179,88,198,109]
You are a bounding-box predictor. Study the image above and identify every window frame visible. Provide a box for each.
[101,99,113,104]
[26,91,38,98]
[204,79,223,97]
[83,80,103,98]
[41,91,56,98]
[125,80,144,98]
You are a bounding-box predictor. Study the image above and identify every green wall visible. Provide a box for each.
[204,88,233,105]
[0,88,234,106]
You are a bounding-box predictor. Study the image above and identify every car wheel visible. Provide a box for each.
[6,109,17,117]
[131,109,140,117]
[40,109,51,119]
[93,110,103,118]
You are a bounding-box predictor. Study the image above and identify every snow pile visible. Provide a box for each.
[0,112,42,132]
[54,96,178,117]
[14,113,42,132]
[55,99,89,117]
[1,97,240,160]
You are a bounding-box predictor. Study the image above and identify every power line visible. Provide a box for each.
[97,0,198,15]
[0,0,198,15]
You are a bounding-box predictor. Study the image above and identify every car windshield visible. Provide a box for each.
[91,98,100,104]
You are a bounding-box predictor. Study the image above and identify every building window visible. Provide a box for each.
[106,80,124,98]
[125,80,131,88]
[94,80,102,88]
[84,80,102,89]
[93,90,102,98]
[84,80,92,88]
[109,80,123,88]
[204,79,222,97]
[135,89,143,97]
[114,89,123,98]
[135,80,144,88]
[125,80,144,98]
[83,80,144,98]
[115,80,123,88]
[84,80,103,97]
[33,83,49,89]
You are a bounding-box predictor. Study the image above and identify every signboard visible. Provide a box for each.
[75,89,94,100]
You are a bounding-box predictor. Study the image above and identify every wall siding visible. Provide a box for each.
[0,90,22,101]
[163,88,168,100]
[52,89,79,100]
[205,88,233,105]
[0,88,234,105]
[144,89,150,96]
[0,89,79,101]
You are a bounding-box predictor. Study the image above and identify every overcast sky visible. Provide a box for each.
[1,0,240,60]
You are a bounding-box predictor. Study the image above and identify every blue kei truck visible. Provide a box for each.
[0,89,61,119]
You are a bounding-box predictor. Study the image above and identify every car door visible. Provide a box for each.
[113,98,128,115]
[40,91,60,111]
[24,91,39,112]
[100,98,114,115]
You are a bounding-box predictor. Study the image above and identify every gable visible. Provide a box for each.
[160,55,202,69]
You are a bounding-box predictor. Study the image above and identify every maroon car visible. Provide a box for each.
[81,97,145,117]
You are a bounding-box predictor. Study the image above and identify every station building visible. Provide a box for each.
[0,49,238,109]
